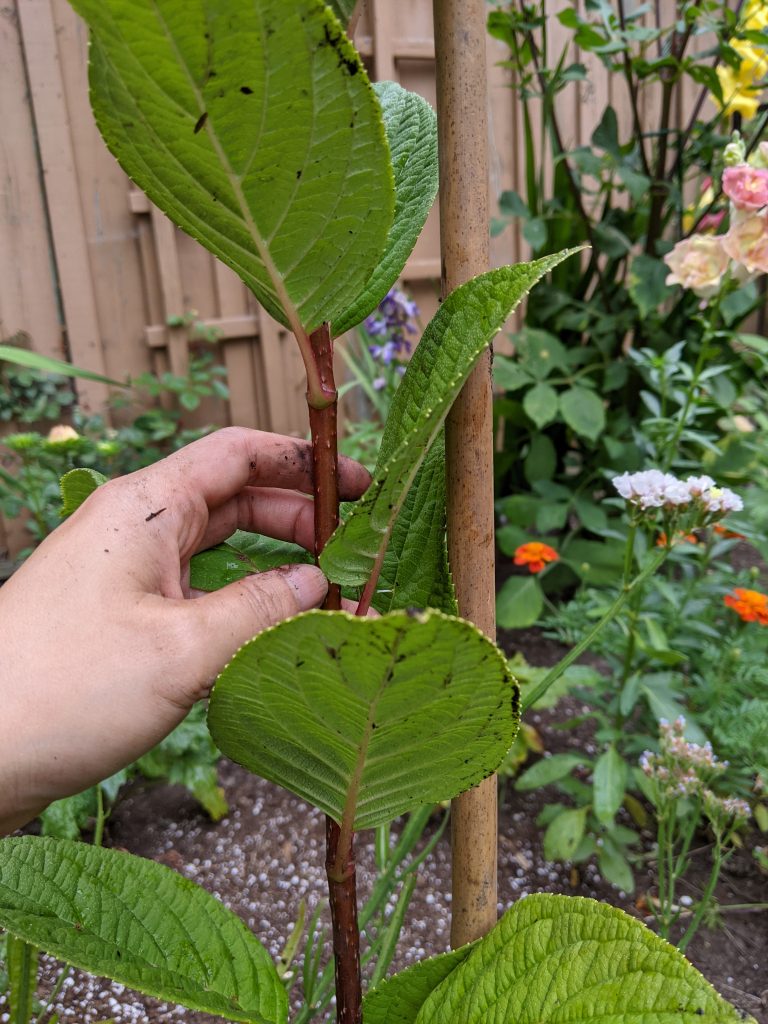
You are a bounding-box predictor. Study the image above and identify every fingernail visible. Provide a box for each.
[278,564,328,610]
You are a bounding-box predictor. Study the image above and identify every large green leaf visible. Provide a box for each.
[321,253,578,587]
[0,837,286,1024]
[208,609,519,831]
[363,944,476,1024]
[415,894,752,1024]
[333,81,438,335]
[72,0,394,334]
[373,435,456,615]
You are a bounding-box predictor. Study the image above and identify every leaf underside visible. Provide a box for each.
[0,836,287,1024]
[415,894,752,1024]
[72,0,394,333]
[373,435,456,615]
[320,253,580,590]
[333,81,439,336]
[208,609,519,831]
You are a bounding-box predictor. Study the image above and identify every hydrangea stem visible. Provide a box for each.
[306,322,361,1024]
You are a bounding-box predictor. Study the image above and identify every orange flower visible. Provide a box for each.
[514,542,559,574]
[713,524,747,540]
[723,587,768,625]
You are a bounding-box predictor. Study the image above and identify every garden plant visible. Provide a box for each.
[0,2,757,1024]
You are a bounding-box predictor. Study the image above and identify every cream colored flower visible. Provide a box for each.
[722,211,768,273]
[664,235,730,296]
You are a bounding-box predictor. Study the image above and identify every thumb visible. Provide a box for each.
[171,564,329,696]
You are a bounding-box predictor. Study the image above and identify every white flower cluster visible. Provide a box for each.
[612,470,743,516]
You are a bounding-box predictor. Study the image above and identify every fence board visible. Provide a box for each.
[16,0,109,413]
[0,4,63,358]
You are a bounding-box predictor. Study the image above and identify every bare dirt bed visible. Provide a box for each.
[4,627,767,1024]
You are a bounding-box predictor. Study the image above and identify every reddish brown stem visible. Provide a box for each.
[325,817,362,1024]
[306,322,360,1024]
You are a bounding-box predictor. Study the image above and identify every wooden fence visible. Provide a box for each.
[0,0,735,556]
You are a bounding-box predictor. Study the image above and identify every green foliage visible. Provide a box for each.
[0,836,287,1024]
[0,342,125,387]
[321,254,579,590]
[189,530,314,591]
[208,609,519,830]
[59,468,108,517]
[72,0,394,334]
[363,944,476,1024]
[333,82,438,337]
[415,894,750,1023]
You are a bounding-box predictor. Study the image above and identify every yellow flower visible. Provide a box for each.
[710,5,768,121]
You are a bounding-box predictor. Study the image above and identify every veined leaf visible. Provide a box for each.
[415,894,752,1024]
[321,253,579,587]
[0,837,286,1024]
[59,468,108,517]
[374,435,456,615]
[189,530,313,591]
[72,0,394,334]
[208,609,519,831]
[334,81,438,335]
[364,944,476,1024]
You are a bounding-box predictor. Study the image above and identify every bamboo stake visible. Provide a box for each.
[432,0,498,947]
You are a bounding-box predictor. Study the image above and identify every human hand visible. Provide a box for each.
[0,427,370,833]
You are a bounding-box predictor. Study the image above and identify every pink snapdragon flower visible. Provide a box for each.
[722,211,768,274]
[663,235,730,297]
[723,165,768,211]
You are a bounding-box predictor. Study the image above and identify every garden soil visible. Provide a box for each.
[7,628,768,1024]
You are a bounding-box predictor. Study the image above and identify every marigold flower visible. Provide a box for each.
[513,542,559,574]
[723,587,768,625]
[664,234,730,297]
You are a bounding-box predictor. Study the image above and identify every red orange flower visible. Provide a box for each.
[723,587,768,625]
[656,531,699,547]
[713,523,747,540]
[514,542,559,574]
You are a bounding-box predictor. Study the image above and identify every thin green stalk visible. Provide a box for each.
[368,874,418,988]
[522,539,667,712]
[678,844,724,952]
[34,966,71,1024]
[93,787,106,849]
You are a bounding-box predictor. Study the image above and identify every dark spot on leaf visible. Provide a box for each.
[327,647,339,660]
[193,112,208,134]
[296,660,305,668]
[296,169,303,180]
[371,723,377,729]
[240,85,253,95]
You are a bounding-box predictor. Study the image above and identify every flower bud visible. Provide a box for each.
[724,133,746,166]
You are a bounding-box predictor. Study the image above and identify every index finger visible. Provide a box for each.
[150,427,371,506]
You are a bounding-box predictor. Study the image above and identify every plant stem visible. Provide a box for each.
[678,843,724,952]
[325,817,361,1024]
[306,322,360,1024]
[521,546,668,711]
